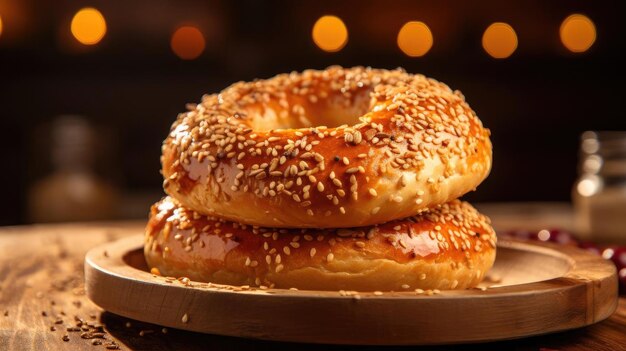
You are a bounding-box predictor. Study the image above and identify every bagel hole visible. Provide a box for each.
[251,88,372,131]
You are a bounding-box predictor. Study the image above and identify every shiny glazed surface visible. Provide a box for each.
[161,67,492,228]
[145,197,497,291]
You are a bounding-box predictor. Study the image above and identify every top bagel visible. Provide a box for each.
[161,66,492,228]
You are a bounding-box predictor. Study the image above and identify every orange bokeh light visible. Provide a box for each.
[560,14,596,53]
[482,22,518,59]
[397,21,434,57]
[0,15,3,38]
[312,15,348,52]
[70,7,107,45]
[171,26,206,60]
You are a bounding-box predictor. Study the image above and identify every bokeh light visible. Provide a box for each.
[482,22,518,59]
[560,14,596,53]
[397,21,433,57]
[537,229,550,241]
[171,26,206,60]
[312,15,348,52]
[70,7,107,45]
[0,15,3,39]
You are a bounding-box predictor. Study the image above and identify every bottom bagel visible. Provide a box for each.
[144,197,496,291]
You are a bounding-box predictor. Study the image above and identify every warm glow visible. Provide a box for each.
[602,248,614,260]
[0,15,3,38]
[397,21,433,57]
[171,26,206,60]
[560,14,596,53]
[312,15,348,52]
[482,22,518,59]
[71,8,107,45]
[537,229,550,241]
[577,177,599,197]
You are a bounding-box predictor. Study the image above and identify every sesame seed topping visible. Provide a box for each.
[164,66,490,229]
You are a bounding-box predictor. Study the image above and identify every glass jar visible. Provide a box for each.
[573,131,626,244]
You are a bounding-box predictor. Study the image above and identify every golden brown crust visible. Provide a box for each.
[161,66,492,228]
[144,197,497,291]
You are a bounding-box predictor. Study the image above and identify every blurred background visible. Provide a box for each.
[0,0,625,225]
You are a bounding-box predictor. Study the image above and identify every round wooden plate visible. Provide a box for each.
[85,235,618,345]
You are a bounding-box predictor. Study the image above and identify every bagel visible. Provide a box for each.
[161,66,492,228]
[144,197,497,291]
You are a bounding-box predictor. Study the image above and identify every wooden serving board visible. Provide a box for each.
[84,235,618,345]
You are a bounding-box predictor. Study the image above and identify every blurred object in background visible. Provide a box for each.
[1,0,626,225]
[28,116,119,222]
[574,131,626,244]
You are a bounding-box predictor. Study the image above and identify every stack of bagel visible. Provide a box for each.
[145,66,496,292]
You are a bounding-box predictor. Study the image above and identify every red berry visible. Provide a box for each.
[609,247,626,270]
[548,229,577,245]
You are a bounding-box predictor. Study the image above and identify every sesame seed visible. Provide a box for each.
[162,68,492,261]
[344,133,353,144]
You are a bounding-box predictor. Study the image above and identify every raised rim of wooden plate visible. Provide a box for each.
[84,235,618,345]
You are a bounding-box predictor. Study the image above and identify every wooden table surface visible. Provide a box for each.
[1,203,624,351]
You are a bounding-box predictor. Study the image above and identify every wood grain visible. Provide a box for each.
[85,236,618,345]
[0,204,625,350]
